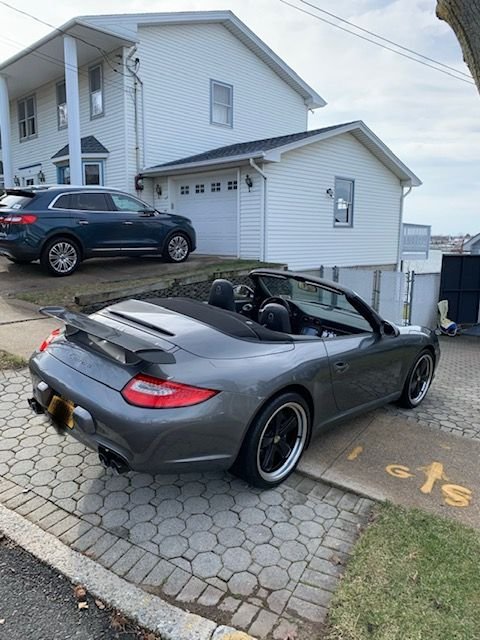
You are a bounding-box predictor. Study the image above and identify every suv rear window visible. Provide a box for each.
[0,194,32,209]
[51,193,111,211]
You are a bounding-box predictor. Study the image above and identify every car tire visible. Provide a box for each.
[40,237,81,277]
[397,350,435,409]
[164,232,190,263]
[233,392,310,489]
[6,257,32,265]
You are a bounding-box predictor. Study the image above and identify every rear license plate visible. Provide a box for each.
[47,395,75,429]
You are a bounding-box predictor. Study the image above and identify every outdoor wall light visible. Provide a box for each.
[13,175,20,187]
[37,170,46,183]
[245,174,253,191]
[155,183,162,197]
[326,188,334,198]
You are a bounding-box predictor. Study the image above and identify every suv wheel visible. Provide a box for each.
[41,237,81,277]
[164,233,190,263]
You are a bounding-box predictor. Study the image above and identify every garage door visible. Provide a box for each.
[174,174,238,255]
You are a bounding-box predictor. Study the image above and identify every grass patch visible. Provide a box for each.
[14,259,274,308]
[325,503,480,640]
[0,350,28,370]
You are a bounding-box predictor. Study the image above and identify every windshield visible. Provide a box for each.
[258,274,373,332]
[0,194,32,209]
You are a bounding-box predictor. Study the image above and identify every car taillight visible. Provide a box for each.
[39,328,61,352]
[121,374,218,409]
[3,213,37,225]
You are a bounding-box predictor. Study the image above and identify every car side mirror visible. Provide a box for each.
[382,320,400,337]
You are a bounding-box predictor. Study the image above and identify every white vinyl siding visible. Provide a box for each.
[264,133,403,270]
[138,23,308,167]
[6,49,126,189]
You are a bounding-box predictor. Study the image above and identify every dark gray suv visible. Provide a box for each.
[0,186,196,276]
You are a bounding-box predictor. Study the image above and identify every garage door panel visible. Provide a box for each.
[175,175,237,256]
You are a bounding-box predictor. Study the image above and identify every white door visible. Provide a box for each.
[174,174,238,255]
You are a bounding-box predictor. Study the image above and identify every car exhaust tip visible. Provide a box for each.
[98,446,130,475]
[28,397,44,415]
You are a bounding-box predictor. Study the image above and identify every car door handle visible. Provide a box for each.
[334,361,349,373]
[122,221,134,225]
[77,220,89,225]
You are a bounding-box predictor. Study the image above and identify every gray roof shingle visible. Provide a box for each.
[146,122,357,170]
[52,135,109,159]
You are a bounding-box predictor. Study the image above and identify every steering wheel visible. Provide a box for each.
[258,296,291,322]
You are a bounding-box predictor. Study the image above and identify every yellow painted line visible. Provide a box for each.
[347,445,363,461]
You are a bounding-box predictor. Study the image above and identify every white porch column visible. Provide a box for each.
[0,75,13,188]
[63,35,82,185]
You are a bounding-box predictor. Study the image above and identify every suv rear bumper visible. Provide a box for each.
[0,241,39,261]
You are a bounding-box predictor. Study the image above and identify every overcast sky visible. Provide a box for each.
[0,0,478,235]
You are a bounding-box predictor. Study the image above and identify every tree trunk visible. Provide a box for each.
[436,0,480,93]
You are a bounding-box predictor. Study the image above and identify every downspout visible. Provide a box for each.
[125,47,144,176]
[249,158,267,262]
[397,184,413,271]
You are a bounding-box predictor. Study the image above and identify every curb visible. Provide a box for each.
[0,502,255,640]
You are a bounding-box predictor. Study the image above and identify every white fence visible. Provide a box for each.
[410,272,441,328]
[311,266,440,328]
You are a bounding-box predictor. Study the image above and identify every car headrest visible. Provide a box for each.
[259,303,292,334]
[208,279,235,312]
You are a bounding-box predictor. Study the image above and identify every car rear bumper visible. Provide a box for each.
[29,351,254,474]
[0,239,39,261]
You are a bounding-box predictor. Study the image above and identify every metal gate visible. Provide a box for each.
[439,255,480,324]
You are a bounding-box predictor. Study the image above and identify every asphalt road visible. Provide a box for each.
[0,536,155,640]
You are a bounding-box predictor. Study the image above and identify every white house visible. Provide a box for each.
[0,10,421,271]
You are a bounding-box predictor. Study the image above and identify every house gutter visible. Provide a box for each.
[249,158,268,262]
[397,184,413,271]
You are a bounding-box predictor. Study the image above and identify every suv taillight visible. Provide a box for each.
[121,374,218,409]
[2,213,37,225]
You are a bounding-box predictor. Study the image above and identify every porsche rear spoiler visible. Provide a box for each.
[40,306,176,364]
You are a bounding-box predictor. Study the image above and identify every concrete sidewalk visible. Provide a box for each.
[0,297,60,359]
[299,412,480,529]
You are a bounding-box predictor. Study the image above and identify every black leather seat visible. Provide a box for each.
[208,279,235,312]
[259,303,292,334]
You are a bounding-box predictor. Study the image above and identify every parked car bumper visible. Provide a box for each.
[0,238,39,261]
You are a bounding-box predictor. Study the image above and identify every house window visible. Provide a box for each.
[195,184,205,194]
[180,185,190,195]
[89,65,104,119]
[83,162,103,186]
[211,182,221,192]
[334,177,354,227]
[227,180,238,191]
[18,95,37,140]
[210,80,233,127]
[56,81,67,129]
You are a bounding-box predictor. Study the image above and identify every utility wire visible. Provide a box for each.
[0,0,131,79]
[296,0,472,79]
[279,0,476,86]
[0,27,133,100]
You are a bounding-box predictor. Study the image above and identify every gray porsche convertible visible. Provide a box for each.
[28,269,439,488]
